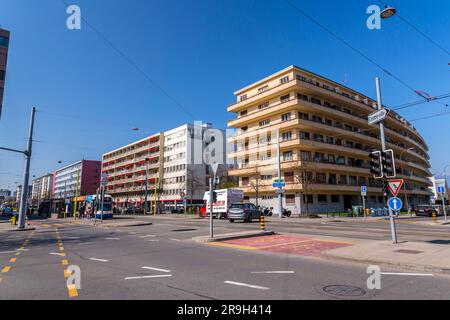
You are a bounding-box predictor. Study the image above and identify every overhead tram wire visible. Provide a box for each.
[58,0,195,120]
[392,93,450,111]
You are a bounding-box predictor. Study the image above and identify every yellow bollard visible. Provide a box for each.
[260,215,265,231]
[11,215,16,225]
[432,211,437,223]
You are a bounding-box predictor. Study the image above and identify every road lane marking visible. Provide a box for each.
[124,275,172,280]
[67,284,78,297]
[0,251,18,255]
[381,272,434,277]
[139,235,156,238]
[208,242,257,251]
[146,239,160,242]
[142,266,171,273]
[50,252,65,257]
[251,271,295,274]
[89,258,109,262]
[1,266,11,273]
[224,281,270,290]
[62,259,69,266]
[9,258,16,263]
[170,238,182,242]
[16,248,29,251]
[105,237,120,240]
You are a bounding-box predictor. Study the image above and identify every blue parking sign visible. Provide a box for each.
[361,186,367,195]
[437,186,445,194]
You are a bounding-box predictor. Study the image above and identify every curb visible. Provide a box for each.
[322,251,450,275]
[93,222,153,228]
[193,230,275,244]
[8,227,36,232]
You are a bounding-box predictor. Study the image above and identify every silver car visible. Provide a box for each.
[228,203,263,223]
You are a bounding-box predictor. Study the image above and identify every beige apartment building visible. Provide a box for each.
[228,66,432,215]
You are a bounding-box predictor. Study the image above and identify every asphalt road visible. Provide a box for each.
[0,215,450,300]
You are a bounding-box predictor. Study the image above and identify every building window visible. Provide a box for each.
[258,102,269,110]
[240,94,247,101]
[280,76,289,84]
[280,94,290,103]
[286,194,295,204]
[299,131,310,140]
[281,113,291,122]
[300,151,311,161]
[283,151,293,161]
[331,195,340,203]
[298,112,309,120]
[0,36,8,47]
[259,119,270,127]
[316,173,327,184]
[0,70,4,81]
[240,110,247,116]
[282,131,292,141]
[284,172,294,183]
[318,195,327,203]
[258,85,269,93]
[242,177,249,186]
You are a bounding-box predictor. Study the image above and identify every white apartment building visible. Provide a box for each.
[32,174,54,203]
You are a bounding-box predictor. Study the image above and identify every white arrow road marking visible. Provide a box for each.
[381,272,433,277]
[224,281,270,290]
[89,258,109,262]
[251,271,295,274]
[124,275,172,280]
[142,266,171,273]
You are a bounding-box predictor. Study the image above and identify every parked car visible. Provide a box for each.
[171,208,184,214]
[1,206,13,217]
[228,203,263,223]
[415,205,440,217]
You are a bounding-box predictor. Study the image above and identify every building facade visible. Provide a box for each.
[227,66,432,215]
[52,160,101,199]
[16,185,32,206]
[0,28,10,119]
[101,123,227,211]
[31,174,54,204]
[430,176,448,204]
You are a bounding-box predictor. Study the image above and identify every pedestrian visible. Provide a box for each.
[78,204,85,220]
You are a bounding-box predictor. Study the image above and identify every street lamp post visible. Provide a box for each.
[144,157,149,215]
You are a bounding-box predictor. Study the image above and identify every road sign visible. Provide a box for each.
[437,186,446,194]
[275,189,285,194]
[361,186,367,196]
[388,197,403,212]
[273,182,286,188]
[388,179,404,197]
[368,108,390,125]
[210,163,219,176]
[101,172,108,186]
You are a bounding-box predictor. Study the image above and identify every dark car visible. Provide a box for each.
[415,205,439,217]
[228,203,263,223]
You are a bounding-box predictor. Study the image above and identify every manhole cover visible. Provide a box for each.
[172,229,197,232]
[323,285,366,297]
[394,249,423,254]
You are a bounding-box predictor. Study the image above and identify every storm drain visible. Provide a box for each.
[172,229,197,232]
[394,249,423,254]
[322,285,366,298]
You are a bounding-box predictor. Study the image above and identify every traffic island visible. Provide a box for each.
[192,230,275,243]
[323,240,450,274]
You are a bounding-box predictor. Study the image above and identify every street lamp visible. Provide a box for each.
[380,5,397,19]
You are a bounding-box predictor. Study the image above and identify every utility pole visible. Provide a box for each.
[153,173,158,216]
[73,169,80,220]
[276,130,283,218]
[144,158,149,215]
[376,77,397,244]
[17,107,36,229]
[209,177,214,238]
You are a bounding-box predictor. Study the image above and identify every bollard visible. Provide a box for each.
[260,215,265,231]
[11,215,16,225]
[432,211,437,223]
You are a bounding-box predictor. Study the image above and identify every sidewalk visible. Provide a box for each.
[323,240,450,274]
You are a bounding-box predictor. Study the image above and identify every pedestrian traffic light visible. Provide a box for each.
[381,149,396,178]
[212,191,217,203]
[369,151,383,179]
[382,179,389,196]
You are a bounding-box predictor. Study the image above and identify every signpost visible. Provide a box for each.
[437,186,447,223]
[180,191,186,218]
[368,108,389,125]
[361,186,367,217]
[387,197,402,244]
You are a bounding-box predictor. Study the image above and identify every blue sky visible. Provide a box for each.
[0,0,449,190]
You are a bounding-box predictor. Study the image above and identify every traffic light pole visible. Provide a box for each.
[209,177,214,239]
[376,77,397,244]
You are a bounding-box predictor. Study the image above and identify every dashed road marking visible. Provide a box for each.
[50,252,65,257]
[170,238,182,242]
[224,280,270,290]
[139,235,156,238]
[89,258,109,262]
[146,239,160,242]
[9,258,16,263]
[105,237,120,240]
[1,266,11,273]
[381,272,434,277]
[251,271,295,274]
[142,266,171,273]
[124,275,172,280]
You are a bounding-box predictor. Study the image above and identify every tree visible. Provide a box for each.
[294,157,313,216]
[248,167,262,207]
[185,166,205,207]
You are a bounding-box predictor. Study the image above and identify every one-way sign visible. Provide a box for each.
[368,108,390,125]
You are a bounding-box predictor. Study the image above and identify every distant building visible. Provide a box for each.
[52,160,102,199]
[101,123,227,211]
[32,174,54,204]
[430,176,448,204]
[0,27,10,119]
[16,185,32,205]
[0,189,11,197]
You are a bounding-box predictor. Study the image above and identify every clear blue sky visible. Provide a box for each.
[0,0,449,190]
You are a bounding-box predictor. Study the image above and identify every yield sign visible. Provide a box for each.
[388,179,404,197]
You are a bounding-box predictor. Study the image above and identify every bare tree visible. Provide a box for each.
[185,166,205,207]
[294,157,313,216]
[249,168,262,207]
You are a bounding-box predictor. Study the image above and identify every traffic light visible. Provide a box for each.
[369,151,383,179]
[382,179,389,196]
[381,149,396,178]
[212,191,217,203]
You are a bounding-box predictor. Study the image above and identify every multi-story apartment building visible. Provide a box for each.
[31,174,54,204]
[52,160,101,199]
[101,123,227,211]
[16,185,32,206]
[0,28,10,119]
[228,66,432,215]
